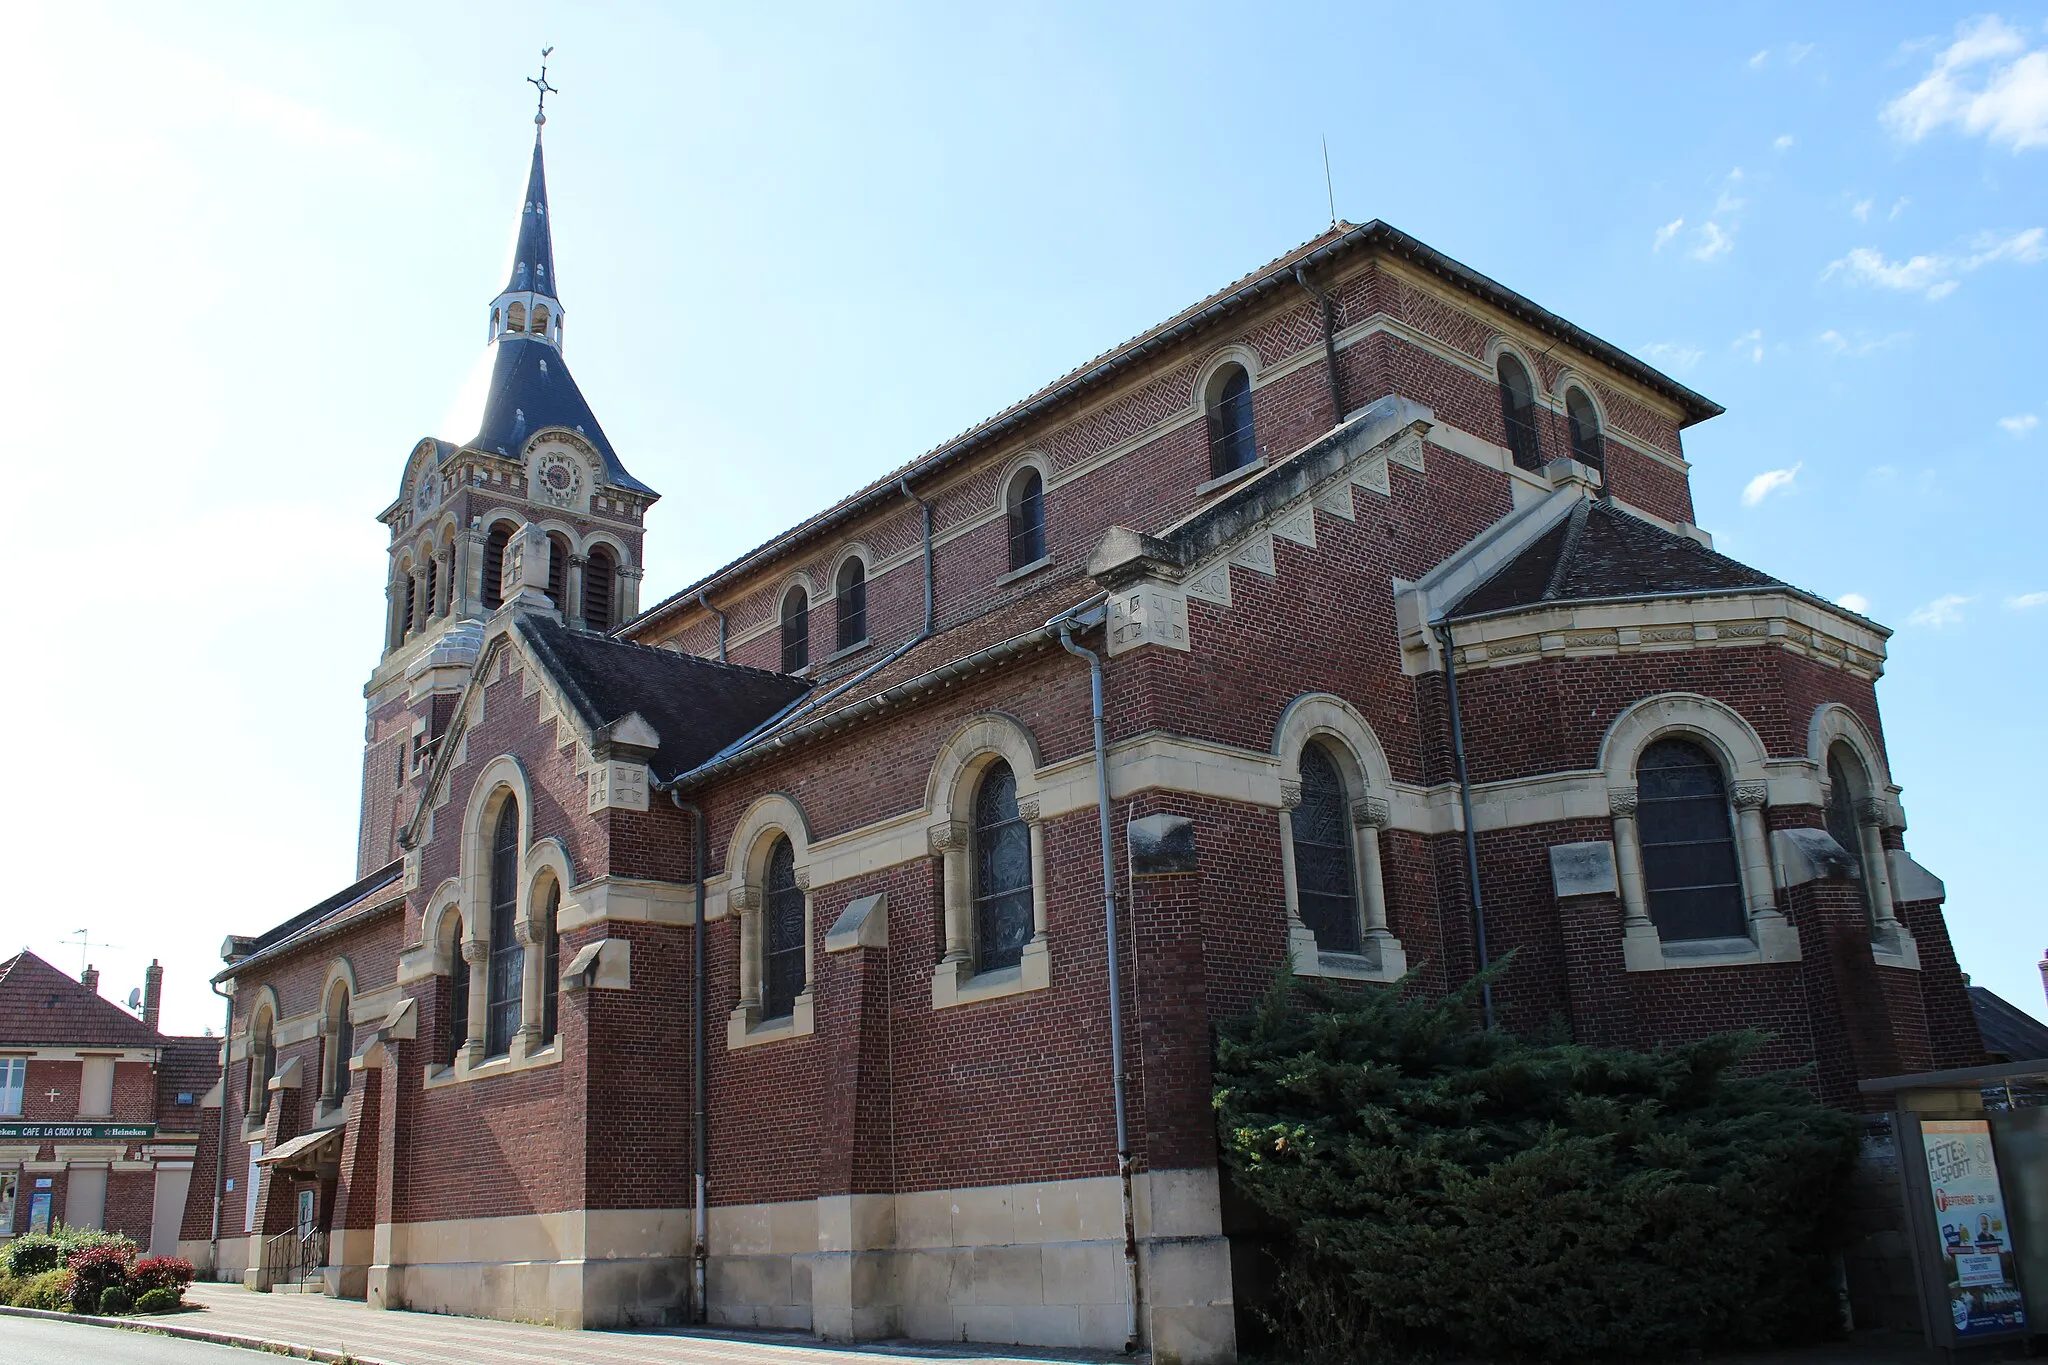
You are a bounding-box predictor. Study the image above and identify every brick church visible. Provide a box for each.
[185,98,1984,1361]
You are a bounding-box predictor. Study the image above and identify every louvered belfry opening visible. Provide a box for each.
[584,545,616,633]
[481,522,513,610]
[545,534,570,612]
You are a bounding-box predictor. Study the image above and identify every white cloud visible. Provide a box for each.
[2000,413,2040,434]
[1971,225,2048,263]
[1907,593,1973,628]
[1787,42,1816,65]
[1654,216,1685,251]
[1884,16,2048,151]
[1691,221,1734,261]
[1889,196,1911,219]
[1836,592,1871,615]
[1731,328,1765,363]
[1637,342,1703,373]
[1852,198,1874,222]
[2008,591,2048,609]
[1742,462,1802,506]
[1824,227,2045,299]
[1818,328,1910,356]
[1749,48,1770,70]
[1773,133,1795,150]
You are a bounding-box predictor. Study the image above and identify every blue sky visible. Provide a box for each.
[5,3,2042,1032]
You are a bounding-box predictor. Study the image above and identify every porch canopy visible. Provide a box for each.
[255,1127,342,1180]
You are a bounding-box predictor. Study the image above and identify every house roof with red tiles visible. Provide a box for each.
[0,950,167,1048]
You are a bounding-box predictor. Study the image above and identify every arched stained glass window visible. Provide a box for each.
[781,588,810,672]
[762,836,805,1020]
[325,986,353,1104]
[444,914,469,1068]
[1825,747,1873,923]
[1291,743,1360,954]
[1496,355,1542,471]
[248,1011,275,1117]
[484,800,523,1057]
[1206,365,1256,477]
[836,558,867,650]
[972,760,1033,972]
[1566,388,1604,472]
[1636,739,1745,941]
[537,880,561,1045]
[1007,469,1046,570]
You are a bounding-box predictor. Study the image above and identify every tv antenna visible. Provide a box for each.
[69,928,119,975]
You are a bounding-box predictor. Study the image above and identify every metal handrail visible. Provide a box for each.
[260,1225,327,1287]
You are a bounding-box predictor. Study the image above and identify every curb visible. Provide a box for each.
[0,1301,397,1363]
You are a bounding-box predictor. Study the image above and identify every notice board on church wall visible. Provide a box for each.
[1897,1114,2030,1345]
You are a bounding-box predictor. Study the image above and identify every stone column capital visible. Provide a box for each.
[460,938,488,966]
[928,820,969,855]
[728,886,759,916]
[1606,786,1639,818]
[1351,796,1392,829]
[1731,781,1769,811]
[1278,779,1303,810]
[1015,796,1042,824]
[1855,796,1889,828]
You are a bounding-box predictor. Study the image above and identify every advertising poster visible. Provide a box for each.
[1921,1119,2027,1339]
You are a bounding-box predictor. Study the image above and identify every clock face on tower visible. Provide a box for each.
[414,470,438,514]
[533,448,585,509]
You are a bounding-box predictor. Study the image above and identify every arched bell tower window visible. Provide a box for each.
[781,586,810,672]
[1007,468,1046,570]
[484,800,523,1058]
[507,301,527,332]
[584,545,616,633]
[546,533,570,611]
[1205,364,1257,478]
[762,836,805,1020]
[1496,354,1542,471]
[532,304,550,335]
[481,521,514,611]
[1565,387,1604,473]
[422,558,438,625]
[835,557,867,650]
[1635,738,1744,941]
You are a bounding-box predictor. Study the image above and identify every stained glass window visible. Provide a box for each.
[484,800,524,1056]
[538,881,561,1045]
[781,588,810,673]
[445,917,468,1067]
[972,760,1034,972]
[1008,470,1046,570]
[836,558,867,649]
[1207,366,1256,477]
[1291,743,1360,954]
[1825,747,1872,923]
[1497,355,1542,471]
[1637,739,1745,940]
[1566,388,1604,471]
[763,836,805,1019]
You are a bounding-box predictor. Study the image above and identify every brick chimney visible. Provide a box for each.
[143,960,164,1032]
[81,963,99,994]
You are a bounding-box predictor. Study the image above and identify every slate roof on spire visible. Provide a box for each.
[468,337,655,494]
[504,130,558,298]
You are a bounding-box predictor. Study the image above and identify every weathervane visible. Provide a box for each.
[528,47,558,126]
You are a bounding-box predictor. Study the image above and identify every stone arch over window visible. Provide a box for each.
[1272,694,1405,981]
[243,987,281,1120]
[1000,458,1049,572]
[316,960,357,1109]
[1489,340,1544,472]
[926,713,1051,1007]
[779,578,813,673]
[832,550,869,651]
[724,793,817,1048]
[1599,693,1799,971]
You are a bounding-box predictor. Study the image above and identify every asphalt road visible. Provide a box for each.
[0,1316,262,1363]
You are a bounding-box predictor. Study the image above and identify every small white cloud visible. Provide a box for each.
[2008,590,2048,609]
[1691,221,1734,261]
[1883,16,2048,152]
[1774,133,1795,150]
[1749,48,1770,69]
[1824,228,2045,300]
[1654,216,1685,251]
[1787,42,1816,65]
[1852,198,1874,222]
[1836,592,1872,615]
[1970,225,2048,264]
[2000,413,2040,434]
[1818,328,1911,356]
[1731,328,1765,363]
[1889,196,1911,219]
[1637,342,1704,373]
[1906,593,1973,628]
[1742,462,1802,506]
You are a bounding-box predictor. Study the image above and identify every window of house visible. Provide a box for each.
[1206,364,1257,477]
[584,545,616,633]
[1007,469,1046,570]
[835,557,867,650]
[484,801,523,1057]
[538,880,560,1046]
[481,521,513,610]
[762,836,805,1020]
[546,533,570,610]
[1496,355,1542,471]
[444,914,469,1067]
[780,587,810,673]
[1825,746,1875,924]
[1635,738,1745,940]
[1565,387,1604,471]
[1291,743,1361,954]
[0,1057,25,1116]
[971,760,1034,972]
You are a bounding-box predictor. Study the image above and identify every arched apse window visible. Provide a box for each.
[322,982,353,1106]
[484,800,523,1057]
[780,586,810,672]
[1496,354,1542,471]
[1205,364,1256,478]
[1635,738,1745,941]
[1825,745,1874,924]
[246,1007,275,1118]
[584,545,616,633]
[443,913,469,1067]
[835,557,867,650]
[1565,387,1604,472]
[481,521,514,611]
[1007,469,1046,570]
[536,878,561,1046]
[545,533,570,611]
[762,836,805,1020]
[1290,742,1361,954]
[971,759,1033,972]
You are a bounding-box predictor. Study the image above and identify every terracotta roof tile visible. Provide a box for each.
[0,950,166,1048]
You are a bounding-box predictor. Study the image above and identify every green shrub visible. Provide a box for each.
[1213,969,1860,1363]
[96,1284,134,1315]
[14,1267,77,1311]
[135,1286,184,1314]
[1,1225,137,1280]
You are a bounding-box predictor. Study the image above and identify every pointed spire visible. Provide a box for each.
[503,129,558,299]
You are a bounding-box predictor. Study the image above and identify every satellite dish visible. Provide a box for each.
[126,988,143,1011]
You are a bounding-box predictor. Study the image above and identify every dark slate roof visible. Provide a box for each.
[0,951,165,1048]
[238,861,404,962]
[1970,985,2048,1063]
[1451,499,1784,617]
[468,336,653,495]
[516,615,811,782]
[504,130,558,298]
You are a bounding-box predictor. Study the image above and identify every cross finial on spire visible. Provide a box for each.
[528,47,558,127]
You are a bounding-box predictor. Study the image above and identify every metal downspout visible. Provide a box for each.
[1294,263,1347,423]
[669,791,711,1322]
[1434,619,1496,1030]
[208,978,235,1266]
[1055,617,1141,1353]
[697,588,727,663]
